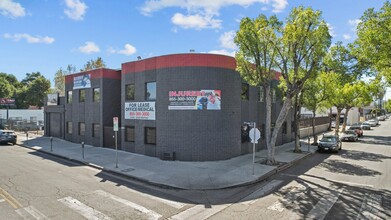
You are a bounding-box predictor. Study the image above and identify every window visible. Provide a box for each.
[79,89,85,102]
[145,82,156,101]
[145,127,156,145]
[125,84,135,100]
[271,89,276,103]
[67,122,72,134]
[67,91,72,103]
[93,88,100,103]
[125,126,135,142]
[282,122,287,134]
[79,122,85,136]
[259,86,264,102]
[241,83,249,100]
[92,123,100,137]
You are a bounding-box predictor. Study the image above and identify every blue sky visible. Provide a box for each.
[0,0,386,88]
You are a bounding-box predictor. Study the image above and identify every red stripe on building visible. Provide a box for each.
[65,68,121,84]
[121,53,237,74]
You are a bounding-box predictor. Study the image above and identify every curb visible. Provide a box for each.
[15,142,317,190]
[16,143,184,190]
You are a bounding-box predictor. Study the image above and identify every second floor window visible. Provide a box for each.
[79,89,85,102]
[126,84,135,100]
[241,83,249,100]
[259,86,264,102]
[93,88,100,103]
[146,82,156,101]
[67,91,72,103]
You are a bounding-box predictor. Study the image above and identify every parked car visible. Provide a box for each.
[0,130,17,145]
[366,120,377,127]
[377,115,386,121]
[361,122,371,130]
[348,125,363,137]
[341,130,358,142]
[318,135,342,153]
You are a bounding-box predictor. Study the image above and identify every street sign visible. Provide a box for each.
[113,117,119,131]
[249,128,261,143]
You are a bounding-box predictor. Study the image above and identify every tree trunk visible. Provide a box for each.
[335,108,343,136]
[267,96,293,165]
[264,83,273,164]
[329,108,332,130]
[293,93,301,153]
[312,110,318,145]
[342,107,351,132]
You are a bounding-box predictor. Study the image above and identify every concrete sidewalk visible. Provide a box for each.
[16,133,320,190]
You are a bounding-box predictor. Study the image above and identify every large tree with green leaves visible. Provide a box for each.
[273,7,331,155]
[235,14,281,164]
[353,1,391,82]
[16,72,51,108]
[340,81,372,132]
[302,71,338,144]
[236,6,331,164]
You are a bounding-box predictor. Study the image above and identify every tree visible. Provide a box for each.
[80,57,106,71]
[353,1,391,82]
[235,14,281,164]
[340,81,372,132]
[0,73,19,98]
[24,76,51,107]
[302,71,338,144]
[273,7,331,154]
[235,7,331,164]
[16,73,51,108]
[54,64,76,96]
[0,77,13,99]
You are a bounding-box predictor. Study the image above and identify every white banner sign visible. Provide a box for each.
[125,102,155,120]
[73,74,91,89]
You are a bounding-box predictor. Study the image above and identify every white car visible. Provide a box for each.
[366,120,377,127]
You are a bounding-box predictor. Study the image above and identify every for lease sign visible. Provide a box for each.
[125,102,155,120]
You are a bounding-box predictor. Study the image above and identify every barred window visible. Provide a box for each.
[79,89,85,102]
[67,91,72,103]
[92,123,100,137]
[93,88,100,103]
[125,84,135,101]
[241,83,249,100]
[125,126,135,142]
[79,122,85,136]
[145,127,156,145]
[67,122,72,134]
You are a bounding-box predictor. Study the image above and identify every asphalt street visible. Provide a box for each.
[0,119,390,219]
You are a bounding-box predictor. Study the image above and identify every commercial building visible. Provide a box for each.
[45,53,294,161]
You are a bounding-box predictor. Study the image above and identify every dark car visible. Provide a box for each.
[341,130,358,142]
[348,125,363,137]
[0,130,17,145]
[318,135,342,153]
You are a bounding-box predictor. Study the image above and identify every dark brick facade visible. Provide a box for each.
[45,53,293,161]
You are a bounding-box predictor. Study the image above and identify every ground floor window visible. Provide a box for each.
[125,126,135,142]
[92,123,100,137]
[67,122,72,134]
[144,127,156,145]
[79,122,85,136]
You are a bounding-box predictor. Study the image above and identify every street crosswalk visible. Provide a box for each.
[7,181,389,220]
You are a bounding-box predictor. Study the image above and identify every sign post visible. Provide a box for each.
[113,117,119,168]
[245,122,261,176]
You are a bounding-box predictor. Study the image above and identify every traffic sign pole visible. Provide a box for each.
[113,117,119,168]
[252,122,256,175]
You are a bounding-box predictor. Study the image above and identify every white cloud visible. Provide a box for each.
[219,31,236,49]
[140,0,288,16]
[140,0,288,30]
[171,13,221,29]
[3,33,55,44]
[64,0,87,21]
[327,23,336,37]
[343,34,351,40]
[208,49,235,57]
[109,44,137,56]
[348,19,361,32]
[78,41,100,54]
[0,0,25,18]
